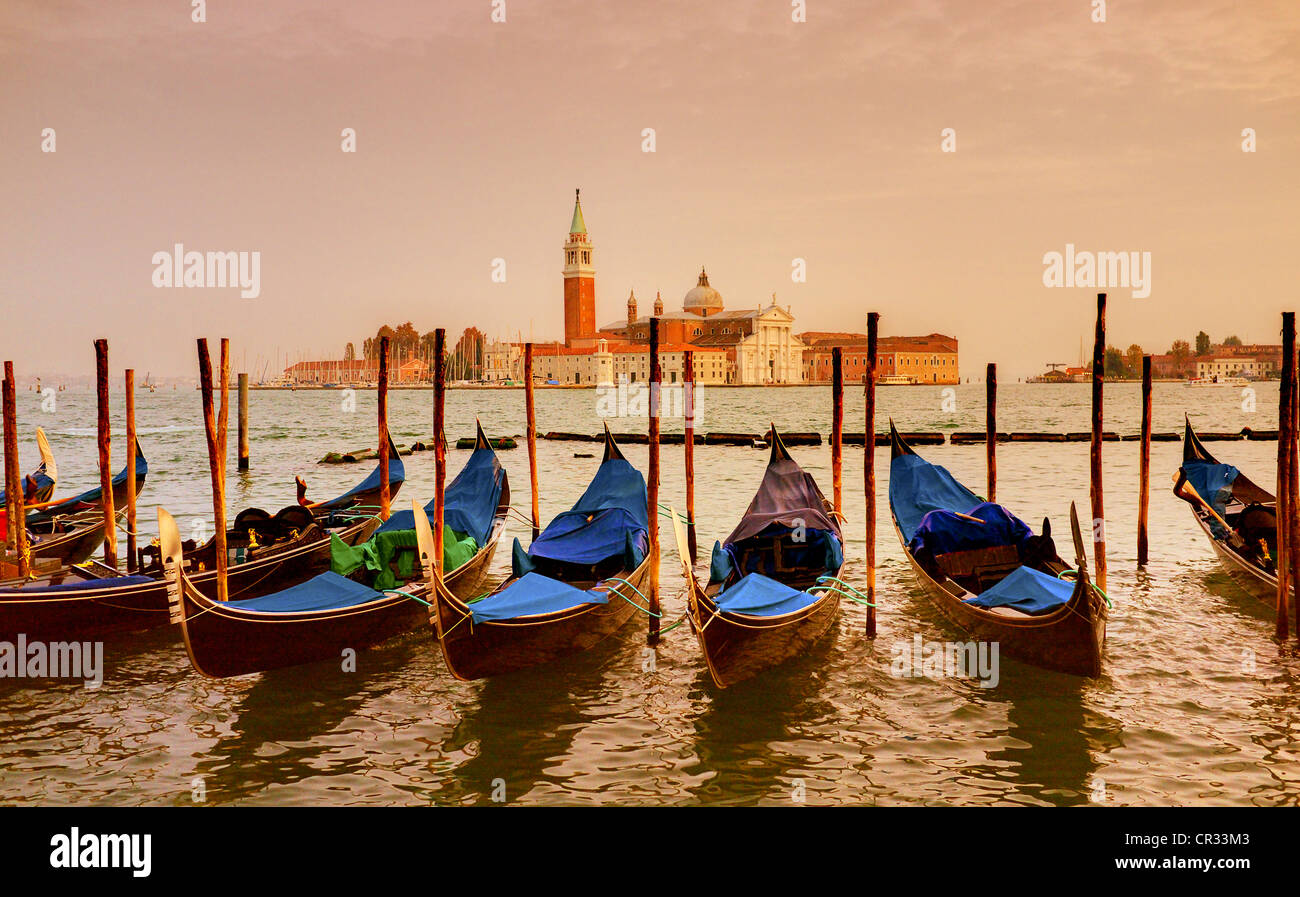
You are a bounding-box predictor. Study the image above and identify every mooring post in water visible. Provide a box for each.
[647,317,662,646]
[865,312,879,638]
[237,372,249,471]
[218,339,230,479]
[832,346,844,515]
[94,339,117,568]
[1090,295,1107,591]
[1137,355,1152,566]
[197,339,228,601]
[1289,335,1300,642]
[125,369,138,572]
[433,329,446,576]
[1280,313,1296,638]
[2,362,28,577]
[986,362,997,502]
[524,342,540,541]
[684,348,697,563]
[378,336,390,521]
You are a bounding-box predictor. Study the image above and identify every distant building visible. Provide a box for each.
[530,339,729,386]
[1197,357,1268,380]
[800,331,960,384]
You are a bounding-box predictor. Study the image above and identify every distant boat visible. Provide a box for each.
[878,374,915,386]
[1185,376,1250,387]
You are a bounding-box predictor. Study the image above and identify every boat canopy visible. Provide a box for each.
[376,434,505,544]
[964,565,1074,615]
[907,502,1035,558]
[468,571,607,624]
[523,446,648,570]
[889,452,982,542]
[230,571,385,614]
[317,436,405,511]
[27,440,147,525]
[712,572,821,617]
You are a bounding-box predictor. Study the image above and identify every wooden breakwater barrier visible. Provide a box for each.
[318,424,1279,462]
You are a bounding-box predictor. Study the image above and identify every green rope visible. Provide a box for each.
[603,576,662,618]
[1057,569,1113,608]
[385,588,432,608]
[813,575,876,608]
[656,504,693,526]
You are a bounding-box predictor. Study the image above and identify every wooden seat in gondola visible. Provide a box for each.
[932,544,1021,593]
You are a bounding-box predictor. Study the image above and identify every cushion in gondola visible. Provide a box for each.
[964,565,1073,615]
[468,572,606,623]
[229,571,384,613]
[713,572,820,617]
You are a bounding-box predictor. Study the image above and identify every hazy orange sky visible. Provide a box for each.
[3,1,1297,380]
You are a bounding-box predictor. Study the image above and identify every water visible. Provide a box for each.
[2,381,1298,806]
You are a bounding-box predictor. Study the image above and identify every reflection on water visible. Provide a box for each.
[3,384,1300,805]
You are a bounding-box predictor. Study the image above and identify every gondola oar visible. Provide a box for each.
[1173,471,1246,550]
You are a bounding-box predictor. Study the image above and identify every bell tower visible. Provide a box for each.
[563,189,596,347]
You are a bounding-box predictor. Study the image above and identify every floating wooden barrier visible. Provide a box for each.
[1196,431,1247,441]
[455,436,517,450]
[844,431,941,446]
[702,432,758,446]
[1244,428,1281,440]
[542,431,598,442]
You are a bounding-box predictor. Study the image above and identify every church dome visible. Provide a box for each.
[683,268,723,315]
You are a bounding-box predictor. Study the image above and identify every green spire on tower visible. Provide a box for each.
[569,188,587,235]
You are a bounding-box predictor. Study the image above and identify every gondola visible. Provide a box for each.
[888,422,1106,677]
[425,425,651,681]
[671,426,844,688]
[159,425,509,678]
[16,438,148,566]
[1175,418,1284,605]
[0,447,392,642]
[296,434,405,514]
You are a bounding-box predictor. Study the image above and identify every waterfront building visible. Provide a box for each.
[800,331,960,384]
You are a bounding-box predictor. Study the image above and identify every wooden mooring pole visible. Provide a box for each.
[1090,294,1107,592]
[647,317,662,646]
[865,312,879,638]
[1279,312,1295,638]
[2,363,28,577]
[433,329,446,576]
[832,347,843,514]
[378,336,390,521]
[1289,331,1300,642]
[986,362,997,502]
[684,348,697,563]
[524,342,540,541]
[237,372,250,471]
[95,339,117,568]
[1137,355,1152,566]
[125,369,138,572]
[197,339,228,601]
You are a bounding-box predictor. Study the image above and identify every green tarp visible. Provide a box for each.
[330,525,477,591]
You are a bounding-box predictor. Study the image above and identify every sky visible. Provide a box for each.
[2,0,1298,380]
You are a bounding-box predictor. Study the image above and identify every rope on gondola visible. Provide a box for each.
[656,504,694,527]
[603,576,659,617]
[1056,568,1112,608]
[813,575,875,608]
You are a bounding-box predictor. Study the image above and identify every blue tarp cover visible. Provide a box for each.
[1182,460,1239,514]
[907,502,1034,558]
[230,571,383,613]
[889,453,982,542]
[0,471,54,506]
[964,564,1074,615]
[320,447,406,511]
[376,442,504,543]
[0,574,153,595]
[469,571,606,623]
[528,457,648,566]
[714,572,820,617]
[29,451,147,522]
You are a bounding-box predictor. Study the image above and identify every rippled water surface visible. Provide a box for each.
[3,381,1299,806]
